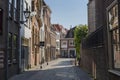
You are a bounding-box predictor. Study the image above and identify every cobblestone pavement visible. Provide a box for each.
[9,58,92,80]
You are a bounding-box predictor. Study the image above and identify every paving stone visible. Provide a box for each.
[9,58,92,80]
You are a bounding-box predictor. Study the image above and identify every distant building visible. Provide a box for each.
[52,24,68,58]
[50,25,56,60]
[60,27,76,58]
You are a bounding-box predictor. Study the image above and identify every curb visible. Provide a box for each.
[27,59,59,71]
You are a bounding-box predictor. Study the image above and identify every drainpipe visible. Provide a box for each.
[5,1,9,80]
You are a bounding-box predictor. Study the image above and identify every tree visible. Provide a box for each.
[74,24,88,60]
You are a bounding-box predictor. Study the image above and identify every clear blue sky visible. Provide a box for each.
[44,0,88,29]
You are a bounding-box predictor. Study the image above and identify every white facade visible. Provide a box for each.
[20,0,32,72]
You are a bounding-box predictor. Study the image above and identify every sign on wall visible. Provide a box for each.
[0,8,3,35]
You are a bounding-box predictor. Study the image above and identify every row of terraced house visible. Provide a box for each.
[0,0,67,80]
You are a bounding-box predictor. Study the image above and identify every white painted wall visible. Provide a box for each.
[20,0,32,72]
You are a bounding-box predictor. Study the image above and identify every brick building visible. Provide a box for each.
[88,0,96,33]
[81,0,120,80]
[60,27,76,58]
[52,24,68,58]
[43,2,51,62]
[50,25,56,60]
[31,0,42,68]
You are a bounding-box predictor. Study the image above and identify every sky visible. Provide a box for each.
[44,0,88,29]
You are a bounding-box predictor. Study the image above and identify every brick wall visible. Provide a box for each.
[81,27,109,80]
[88,0,96,33]
[82,0,120,80]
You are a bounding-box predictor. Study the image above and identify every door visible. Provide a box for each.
[69,50,75,58]
[21,46,29,71]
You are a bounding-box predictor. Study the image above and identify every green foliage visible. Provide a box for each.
[74,24,88,59]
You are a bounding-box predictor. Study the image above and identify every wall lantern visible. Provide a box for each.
[20,7,30,23]
[24,8,30,20]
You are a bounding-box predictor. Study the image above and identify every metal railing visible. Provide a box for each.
[82,26,104,49]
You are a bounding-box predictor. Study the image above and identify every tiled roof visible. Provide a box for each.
[65,27,76,38]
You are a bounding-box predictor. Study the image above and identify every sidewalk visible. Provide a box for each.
[9,59,59,80]
[25,58,59,71]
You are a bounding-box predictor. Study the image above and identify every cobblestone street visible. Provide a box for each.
[9,58,92,80]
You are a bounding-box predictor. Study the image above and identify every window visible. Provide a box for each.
[12,35,17,63]
[0,8,3,35]
[14,0,17,21]
[9,0,12,17]
[108,3,120,69]
[14,0,17,8]
[108,4,118,30]
[62,41,66,45]
[8,33,12,64]
[31,0,34,11]
[69,40,74,46]
[112,29,120,68]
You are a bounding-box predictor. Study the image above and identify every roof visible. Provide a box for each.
[65,27,76,38]
[52,24,67,32]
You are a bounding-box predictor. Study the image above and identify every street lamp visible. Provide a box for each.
[20,7,31,24]
[24,8,30,20]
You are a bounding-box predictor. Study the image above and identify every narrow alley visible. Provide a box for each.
[9,58,92,80]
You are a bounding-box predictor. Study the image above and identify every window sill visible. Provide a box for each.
[108,69,120,76]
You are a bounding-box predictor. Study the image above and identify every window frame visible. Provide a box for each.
[12,34,18,64]
[13,0,17,21]
[8,0,13,18]
[0,8,3,35]
[107,0,120,70]
[31,0,34,11]
[69,40,74,46]
[8,33,12,65]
